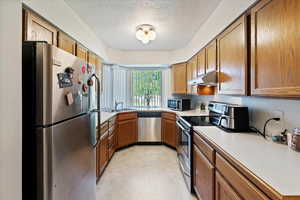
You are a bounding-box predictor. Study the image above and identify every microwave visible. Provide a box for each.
[167,99,191,111]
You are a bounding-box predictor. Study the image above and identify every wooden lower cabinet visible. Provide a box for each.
[161,114,177,148]
[108,130,117,160]
[117,117,137,148]
[193,145,214,200]
[215,172,242,200]
[96,142,101,179]
[97,132,109,178]
[193,132,272,200]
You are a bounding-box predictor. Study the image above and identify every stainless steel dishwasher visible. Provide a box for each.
[138,112,162,142]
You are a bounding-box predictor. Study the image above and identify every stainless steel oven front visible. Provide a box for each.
[176,120,192,191]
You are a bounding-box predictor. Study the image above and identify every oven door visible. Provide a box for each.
[176,121,191,190]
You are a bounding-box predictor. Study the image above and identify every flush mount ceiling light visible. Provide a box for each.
[135,24,156,44]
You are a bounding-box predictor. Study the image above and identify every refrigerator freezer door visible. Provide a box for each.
[24,42,91,126]
[36,114,95,200]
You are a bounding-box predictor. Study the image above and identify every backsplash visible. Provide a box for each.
[191,95,300,136]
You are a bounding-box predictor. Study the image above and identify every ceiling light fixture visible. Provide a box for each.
[135,24,156,44]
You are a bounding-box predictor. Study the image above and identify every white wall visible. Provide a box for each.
[22,0,109,60]
[191,95,300,137]
[107,48,171,65]
[0,1,22,200]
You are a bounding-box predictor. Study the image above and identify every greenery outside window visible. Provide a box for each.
[132,70,162,107]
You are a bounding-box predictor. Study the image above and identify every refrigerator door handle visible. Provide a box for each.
[88,73,101,148]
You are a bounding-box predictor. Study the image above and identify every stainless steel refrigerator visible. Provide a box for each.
[22,41,100,200]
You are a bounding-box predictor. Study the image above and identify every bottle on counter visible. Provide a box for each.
[200,103,206,111]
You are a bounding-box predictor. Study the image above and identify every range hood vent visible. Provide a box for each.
[188,71,217,86]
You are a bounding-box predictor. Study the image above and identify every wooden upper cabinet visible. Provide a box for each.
[191,55,198,79]
[217,15,247,95]
[206,40,217,73]
[251,0,300,97]
[186,60,192,94]
[88,51,97,66]
[57,31,76,55]
[197,49,206,76]
[95,56,103,75]
[23,10,57,45]
[172,63,187,94]
[76,43,88,62]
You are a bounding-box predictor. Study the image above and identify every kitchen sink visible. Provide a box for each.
[101,108,137,113]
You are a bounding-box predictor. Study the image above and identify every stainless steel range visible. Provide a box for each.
[176,116,213,191]
[176,101,249,191]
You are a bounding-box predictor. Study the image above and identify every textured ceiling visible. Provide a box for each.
[65,0,221,50]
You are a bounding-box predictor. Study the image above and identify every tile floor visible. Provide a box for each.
[96,145,197,200]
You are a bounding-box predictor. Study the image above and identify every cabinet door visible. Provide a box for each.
[99,133,109,175]
[191,55,198,80]
[172,63,187,94]
[162,118,176,147]
[197,49,206,76]
[206,40,217,73]
[117,119,137,148]
[88,51,97,66]
[57,31,76,55]
[193,145,214,200]
[95,56,103,74]
[215,172,242,200]
[251,0,300,97]
[96,142,101,179]
[186,60,192,94]
[217,15,247,95]
[76,43,88,62]
[24,10,57,45]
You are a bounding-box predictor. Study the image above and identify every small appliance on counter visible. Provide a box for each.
[208,101,249,132]
[167,98,191,111]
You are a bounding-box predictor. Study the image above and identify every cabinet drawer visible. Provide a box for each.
[216,153,270,200]
[117,112,137,121]
[193,132,215,164]
[109,125,116,136]
[108,133,116,147]
[109,117,116,127]
[162,112,176,121]
[100,122,109,136]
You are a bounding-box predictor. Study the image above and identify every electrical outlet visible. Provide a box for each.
[272,110,285,133]
[273,110,284,121]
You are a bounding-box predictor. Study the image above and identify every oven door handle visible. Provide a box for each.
[178,154,191,177]
[176,121,188,132]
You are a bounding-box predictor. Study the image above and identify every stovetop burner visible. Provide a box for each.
[181,116,214,127]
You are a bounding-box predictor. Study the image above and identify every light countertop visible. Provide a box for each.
[193,126,300,197]
[100,108,209,124]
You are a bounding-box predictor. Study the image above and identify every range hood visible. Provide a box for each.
[188,70,217,86]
